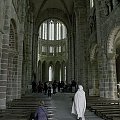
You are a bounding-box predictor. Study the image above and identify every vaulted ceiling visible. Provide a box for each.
[30,0,74,19]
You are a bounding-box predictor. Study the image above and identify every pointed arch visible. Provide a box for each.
[7,19,18,102]
[107,26,120,58]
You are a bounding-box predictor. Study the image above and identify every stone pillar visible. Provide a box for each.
[41,61,43,82]
[107,54,118,99]
[61,63,65,82]
[17,21,24,98]
[0,0,12,109]
[38,61,41,82]
[32,23,39,75]
[90,63,96,96]
[67,28,74,83]
[90,62,99,96]
[52,64,55,81]
[74,0,86,87]
[27,12,33,85]
[95,0,106,98]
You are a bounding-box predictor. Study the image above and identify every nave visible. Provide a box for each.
[0,93,104,120]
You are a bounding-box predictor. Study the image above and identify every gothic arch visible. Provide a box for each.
[9,19,18,50]
[90,44,98,63]
[107,26,120,99]
[89,44,99,96]
[7,19,18,102]
[107,26,120,58]
[36,8,70,31]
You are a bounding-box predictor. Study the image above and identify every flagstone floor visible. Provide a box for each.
[39,93,104,120]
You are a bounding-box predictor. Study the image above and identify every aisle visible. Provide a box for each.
[48,93,104,120]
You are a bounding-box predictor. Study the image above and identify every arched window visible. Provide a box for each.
[49,66,52,81]
[64,66,66,82]
[39,19,67,40]
[9,19,17,50]
[90,0,94,8]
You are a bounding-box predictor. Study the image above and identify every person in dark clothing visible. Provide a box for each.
[38,81,43,93]
[44,82,48,95]
[32,80,37,93]
[34,101,48,120]
[52,81,57,94]
[71,80,77,93]
[48,83,52,98]
[58,81,61,92]
[61,81,65,92]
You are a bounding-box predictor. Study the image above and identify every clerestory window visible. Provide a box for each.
[39,19,67,40]
[90,0,94,8]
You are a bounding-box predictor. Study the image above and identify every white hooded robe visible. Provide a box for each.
[71,85,86,120]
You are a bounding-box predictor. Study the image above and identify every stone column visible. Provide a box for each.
[27,12,33,85]
[61,63,65,82]
[32,23,39,75]
[67,28,75,83]
[107,54,118,99]
[74,0,86,87]
[91,62,99,96]
[90,63,96,96]
[38,61,41,82]
[52,64,55,81]
[0,0,12,109]
[95,0,106,98]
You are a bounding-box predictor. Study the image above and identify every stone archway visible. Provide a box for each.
[6,19,18,102]
[107,27,120,99]
[89,44,99,96]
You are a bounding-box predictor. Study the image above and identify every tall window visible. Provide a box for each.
[39,19,67,40]
[60,68,61,82]
[42,23,47,39]
[49,20,54,40]
[64,66,66,82]
[49,46,54,53]
[59,46,61,52]
[42,46,47,52]
[49,66,52,81]
[90,0,94,8]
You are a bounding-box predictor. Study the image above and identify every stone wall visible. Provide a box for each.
[94,0,120,99]
[0,0,27,109]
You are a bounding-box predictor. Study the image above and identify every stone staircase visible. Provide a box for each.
[0,94,55,120]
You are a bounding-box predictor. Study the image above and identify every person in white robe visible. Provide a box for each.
[71,85,86,120]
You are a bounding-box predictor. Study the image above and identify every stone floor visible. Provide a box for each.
[0,92,104,120]
[39,92,104,120]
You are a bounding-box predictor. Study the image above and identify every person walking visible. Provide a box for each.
[71,85,86,120]
[34,101,48,120]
